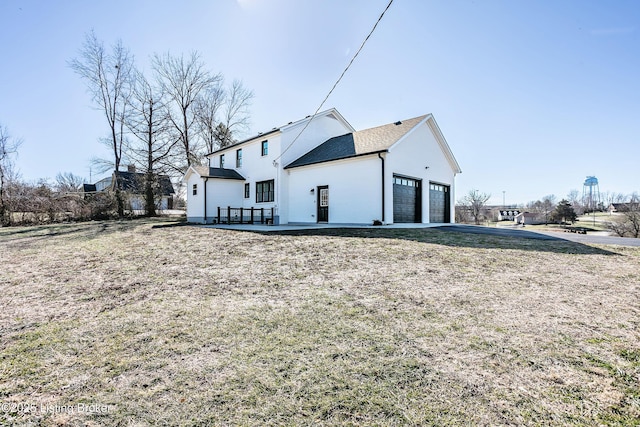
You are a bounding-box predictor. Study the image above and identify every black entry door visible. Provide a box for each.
[317,186,329,222]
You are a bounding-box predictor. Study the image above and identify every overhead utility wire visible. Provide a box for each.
[273,0,394,165]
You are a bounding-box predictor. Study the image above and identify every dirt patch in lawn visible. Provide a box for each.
[1,220,639,425]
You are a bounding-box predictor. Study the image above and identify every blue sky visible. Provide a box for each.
[0,0,638,205]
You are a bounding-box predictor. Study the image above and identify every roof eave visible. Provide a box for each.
[425,116,462,174]
[200,175,245,180]
[284,149,388,170]
[280,108,355,134]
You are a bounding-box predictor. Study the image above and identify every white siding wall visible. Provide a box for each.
[278,114,352,223]
[287,156,382,224]
[186,172,204,221]
[186,172,243,223]
[208,135,281,220]
[385,121,457,223]
[129,196,170,211]
[207,179,244,220]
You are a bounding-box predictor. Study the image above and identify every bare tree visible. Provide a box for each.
[567,189,583,215]
[193,78,254,152]
[541,194,557,224]
[153,51,221,171]
[193,83,225,154]
[0,124,22,226]
[526,195,557,224]
[69,31,134,218]
[55,172,85,193]
[221,79,253,147]
[125,69,176,216]
[461,189,491,225]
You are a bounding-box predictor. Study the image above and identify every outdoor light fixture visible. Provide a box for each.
[310,188,315,194]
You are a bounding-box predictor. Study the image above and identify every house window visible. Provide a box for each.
[256,180,274,203]
[220,154,225,168]
[261,140,268,156]
[236,149,242,168]
[192,184,197,196]
[244,183,250,199]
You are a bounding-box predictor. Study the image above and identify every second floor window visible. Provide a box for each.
[236,149,242,168]
[244,183,250,198]
[262,140,268,156]
[256,180,274,203]
[192,184,197,196]
[220,154,225,168]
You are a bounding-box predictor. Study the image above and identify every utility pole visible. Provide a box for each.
[503,190,506,208]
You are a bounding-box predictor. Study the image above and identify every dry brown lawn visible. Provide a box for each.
[0,219,639,426]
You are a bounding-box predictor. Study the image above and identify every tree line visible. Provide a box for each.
[456,189,640,238]
[69,30,254,217]
[0,31,254,225]
[1,125,116,226]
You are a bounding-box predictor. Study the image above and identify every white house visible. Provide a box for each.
[184,108,461,225]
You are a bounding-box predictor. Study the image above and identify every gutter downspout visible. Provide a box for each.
[378,152,385,223]
[203,177,209,223]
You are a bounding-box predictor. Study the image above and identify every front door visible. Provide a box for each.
[317,186,329,222]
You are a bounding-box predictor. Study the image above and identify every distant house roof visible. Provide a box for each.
[114,171,175,195]
[191,166,245,180]
[285,115,428,169]
[515,212,544,219]
[610,202,637,212]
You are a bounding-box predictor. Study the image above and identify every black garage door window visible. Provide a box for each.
[429,183,450,223]
[393,176,421,223]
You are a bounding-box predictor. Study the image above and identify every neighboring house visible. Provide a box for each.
[514,212,546,225]
[498,209,521,221]
[184,108,461,225]
[608,203,633,213]
[84,166,175,210]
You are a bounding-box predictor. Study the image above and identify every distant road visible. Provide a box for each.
[438,224,640,247]
[533,230,640,247]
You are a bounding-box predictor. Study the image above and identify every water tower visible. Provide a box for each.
[582,176,600,212]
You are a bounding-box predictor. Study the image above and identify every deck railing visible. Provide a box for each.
[216,206,275,225]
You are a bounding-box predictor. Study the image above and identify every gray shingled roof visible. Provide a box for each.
[115,171,175,195]
[193,166,245,180]
[285,115,427,169]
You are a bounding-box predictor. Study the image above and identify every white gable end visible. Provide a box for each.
[278,109,354,166]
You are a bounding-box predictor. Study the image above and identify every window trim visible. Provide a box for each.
[244,183,250,199]
[220,154,225,169]
[261,140,268,156]
[192,184,197,196]
[255,179,274,203]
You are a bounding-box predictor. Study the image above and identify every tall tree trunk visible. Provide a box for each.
[145,117,157,216]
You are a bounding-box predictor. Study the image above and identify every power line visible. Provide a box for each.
[274,0,394,165]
